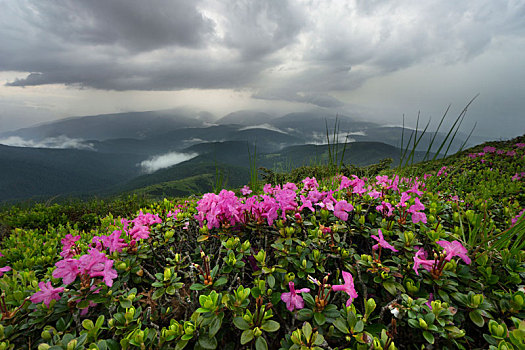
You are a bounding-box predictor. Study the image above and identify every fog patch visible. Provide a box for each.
[0,136,94,150]
[309,131,364,144]
[238,124,288,134]
[140,151,198,173]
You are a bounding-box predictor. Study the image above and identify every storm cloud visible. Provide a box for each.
[0,0,524,133]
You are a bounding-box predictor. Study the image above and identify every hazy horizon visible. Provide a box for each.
[1,1,524,139]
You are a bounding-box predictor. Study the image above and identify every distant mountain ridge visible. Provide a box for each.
[0,107,486,202]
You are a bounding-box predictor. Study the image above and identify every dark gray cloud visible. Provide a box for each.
[1,0,525,113]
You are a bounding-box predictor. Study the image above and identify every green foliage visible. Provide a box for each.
[0,134,522,349]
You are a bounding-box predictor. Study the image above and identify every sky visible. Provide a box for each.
[0,0,524,139]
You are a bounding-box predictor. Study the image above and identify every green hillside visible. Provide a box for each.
[0,134,523,349]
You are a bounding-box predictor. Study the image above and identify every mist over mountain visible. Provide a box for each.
[0,108,489,202]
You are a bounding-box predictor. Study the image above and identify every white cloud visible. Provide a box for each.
[0,135,94,150]
[139,151,198,173]
[238,124,287,134]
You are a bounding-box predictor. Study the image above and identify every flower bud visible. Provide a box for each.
[418,318,428,329]
[41,329,52,341]
[291,329,302,344]
[285,272,295,283]
[471,294,484,308]
[66,339,77,350]
[253,327,263,337]
[125,307,135,322]
[134,330,145,344]
[38,345,51,350]
[164,268,172,281]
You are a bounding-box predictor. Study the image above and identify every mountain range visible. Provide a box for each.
[0,108,483,202]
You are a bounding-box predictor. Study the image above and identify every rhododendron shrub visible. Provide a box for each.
[0,136,523,349]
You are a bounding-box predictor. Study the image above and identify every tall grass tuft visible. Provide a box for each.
[397,95,479,173]
[247,141,260,194]
[325,116,350,176]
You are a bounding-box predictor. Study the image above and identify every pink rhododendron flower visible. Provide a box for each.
[516,143,525,149]
[53,259,80,285]
[30,281,64,307]
[103,230,128,253]
[397,192,411,208]
[408,198,427,224]
[60,234,81,258]
[507,150,517,157]
[332,271,358,306]
[407,181,424,196]
[133,211,162,226]
[437,240,471,264]
[483,146,496,153]
[0,266,11,277]
[511,209,525,226]
[299,195,315,213]
[240,185,252,195]
[283,182,298,191]
[281,282,310,311]
[334,200,353,221]
[129,224,150,240]
[167,209,181,218]
[339,175,351,190]
[371,229,398,252]
[412,248,434,276]
[90,260,118,287]
[376,201,394,217]
[302,177,319,191]
[367,189,382,199]
[437,166,448,177]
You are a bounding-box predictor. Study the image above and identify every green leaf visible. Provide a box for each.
[354,320,364,333]
[302,322,313,340]
[175,339,189,350]
[297,308,313,321]
[95,315,105,330]
[77,300,90,310]
[213,277,228,287]
[166,285,177,295]
[198,334,218,349]
[261,320,280,333]
[333,317,350,334]
[255,336,268,350]
[314,312,326,326]
[82,319,94,330]
[190,283,206,291]
[233,317,251,331]
[209,316,222,337]
[267,274,275,289]
[152,288,166,300]
[382,280,397,295]
[302,293,315,308]
[241,329,254,345]
[469,309,485,327]
[423,331,435,344]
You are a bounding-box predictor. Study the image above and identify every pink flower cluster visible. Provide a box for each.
[127,211,162,240]
[29,210,161,308]
[511,209,525,226]
[195,175,431,230]
[53,248,118,287]
[512,172,525,181]
[413,240,471,276]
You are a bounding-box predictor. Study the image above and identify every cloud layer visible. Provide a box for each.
[2,0,524,109]
[0,135,94,150]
